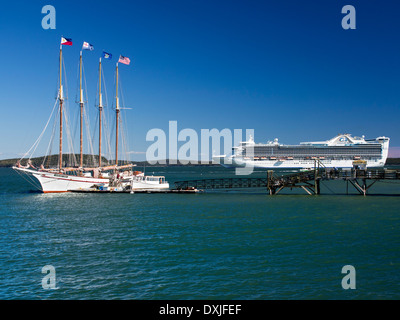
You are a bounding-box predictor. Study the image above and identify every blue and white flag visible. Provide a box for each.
[82,41,94,51]
[102,51,112,60]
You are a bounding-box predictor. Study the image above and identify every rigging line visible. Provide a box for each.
[71,99,79,146]
[25,172,42,190]
[92,113,100,166]
[102,111,113,165]
[72,58,81,144]
[102,67,109,108]
[16,170,41,190]
[71,57,81,150]
[119,118,126,164]
[119,76,125,107]
[118,78,130,164]
[20,99,58,162]
[63,101,78,167]
[42,104,59,167]
[14,169,42,191]
[105,112,114,163]
[123,110,130,164]
[62,55,78,167]
[121,119,130,164]
[62,58,69,103]
[74,56,80,104]
[93,66,100,165]
[91,111,99,153]
[118,77,131,164]
[83,107,96,166]
[82,61,96,166]
[103,71,113,163]
[73,51,85,146]
[83,60,90,106]
[100,67,112,164]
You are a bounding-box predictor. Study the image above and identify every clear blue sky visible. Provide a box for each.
[0,0,399,160]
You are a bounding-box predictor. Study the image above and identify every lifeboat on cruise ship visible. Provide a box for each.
[287,156,294,160]
[270,156,277,160]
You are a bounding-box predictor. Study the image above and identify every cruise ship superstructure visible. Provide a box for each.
[214,134,390,169]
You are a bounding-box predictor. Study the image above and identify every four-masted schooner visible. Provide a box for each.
[13,37,169,193]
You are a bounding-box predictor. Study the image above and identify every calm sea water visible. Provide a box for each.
[1,166,400,300]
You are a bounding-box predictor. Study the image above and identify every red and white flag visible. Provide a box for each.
[82,41,94,51]
[118,55,130,65]
[61,37,73,46]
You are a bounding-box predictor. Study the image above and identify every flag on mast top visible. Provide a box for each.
[61,37,73,46]
[82,41,94,51]
[118,55,130,65]
[102,51,112,60]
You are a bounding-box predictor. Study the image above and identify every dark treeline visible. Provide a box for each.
[2,155,398,168]
[0,155,217,167]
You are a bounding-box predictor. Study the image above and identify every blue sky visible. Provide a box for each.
[0,0,399,160]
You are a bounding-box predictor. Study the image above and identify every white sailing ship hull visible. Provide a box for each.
[14,167,170,193]
[14,167,109,193]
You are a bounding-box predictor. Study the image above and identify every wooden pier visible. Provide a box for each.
[174,166,400,196]
[70,161,400,196]
[265,168,400,196]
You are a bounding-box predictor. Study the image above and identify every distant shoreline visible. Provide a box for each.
[1,155,400,168]
[0,155,219,168]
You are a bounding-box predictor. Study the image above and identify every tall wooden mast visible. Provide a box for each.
[79,51,84,168]
[59,46,63,172]
[115,62,120,166]
[98,57,103,168]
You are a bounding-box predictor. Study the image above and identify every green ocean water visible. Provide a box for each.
[1,166,400,299]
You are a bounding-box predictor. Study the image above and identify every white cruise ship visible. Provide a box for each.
[213,134,390,169]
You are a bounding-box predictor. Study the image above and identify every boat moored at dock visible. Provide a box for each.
[13,37,169,193]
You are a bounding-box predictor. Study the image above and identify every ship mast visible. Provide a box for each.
[98,57,103,168]
[115,62,120,166]
[79,51,84,168]
[59,46,63,172]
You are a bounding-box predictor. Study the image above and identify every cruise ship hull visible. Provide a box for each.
[216,156,386,169]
